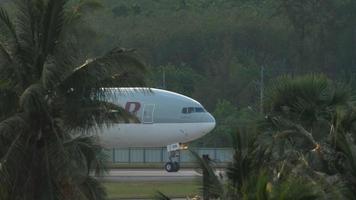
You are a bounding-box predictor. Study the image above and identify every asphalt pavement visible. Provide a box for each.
[96,169,202,182]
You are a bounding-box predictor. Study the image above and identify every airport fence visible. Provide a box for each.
[105,147,234,164]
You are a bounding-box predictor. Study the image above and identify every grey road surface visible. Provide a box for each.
[96,169,202,182]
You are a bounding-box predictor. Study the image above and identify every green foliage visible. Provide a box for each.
[111,3,141,17]
[111,5,130,17]
[262,75,353,154]
[227,129,271,188]
[270,177,320,200]
[266,74,351,125]
[333,130,356,190]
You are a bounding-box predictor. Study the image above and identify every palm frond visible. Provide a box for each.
[79,176,107,200]
[41,58,64,91]
[0,7,18,43]
[15,0,40,67]
[330,82,353,107]
[43,141,56,200]
[19,83,47,116]
[0,114,31,197]
[265,74,342,126]
[64,136,108,175]
[190,150,223,199]
[40,36,79,91]
[240,171,269,200]
[273,117,317,147]
[255,171,269,200]
[41,55,71,90]
[153,191,171,200]
[0,87,18,120]
[41,0,66,56]
[333,132,356,175]
[0,42,12,64]
[60,98,139,133]
[271,176,320,200]
[227,128,271,189]
[0,114,29,145]
[59,48,146,97]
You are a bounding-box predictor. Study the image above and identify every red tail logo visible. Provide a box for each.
[125,102,141,114]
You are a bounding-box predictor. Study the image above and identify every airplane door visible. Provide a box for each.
[142,104,155,124]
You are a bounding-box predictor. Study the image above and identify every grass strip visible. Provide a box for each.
[104,181,200,199]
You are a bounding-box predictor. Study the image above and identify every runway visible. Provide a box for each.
[96,169,202,182]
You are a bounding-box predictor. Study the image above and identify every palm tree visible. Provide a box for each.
[0,0,146,199]
[265,74,351,130]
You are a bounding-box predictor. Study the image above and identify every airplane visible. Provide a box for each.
[98,88,216,172]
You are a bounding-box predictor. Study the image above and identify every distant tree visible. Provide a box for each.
[66,0,104,57]
[147,64,201,97]
[176,0,187,10]
[0,0,145,199]
[131,4,142,15]
[112,5,130,17]
[276,0,343,72]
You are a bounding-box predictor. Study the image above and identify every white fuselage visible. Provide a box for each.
[99,88,216,148]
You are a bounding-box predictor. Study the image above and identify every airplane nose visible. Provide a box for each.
[206,113,216,132]
[208,113,216,127]
[181,112,216,143]
[199,112,216,135]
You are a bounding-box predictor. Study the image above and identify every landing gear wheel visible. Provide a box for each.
[165,162,180,172]
[165,162,174,172]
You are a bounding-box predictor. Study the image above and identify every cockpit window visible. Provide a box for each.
[195,107,205,112]
[182,107,206,114]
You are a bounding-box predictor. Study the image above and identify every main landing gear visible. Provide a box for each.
[164,143,187,172]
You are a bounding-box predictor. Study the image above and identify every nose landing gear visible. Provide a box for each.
[164,143,187,172]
